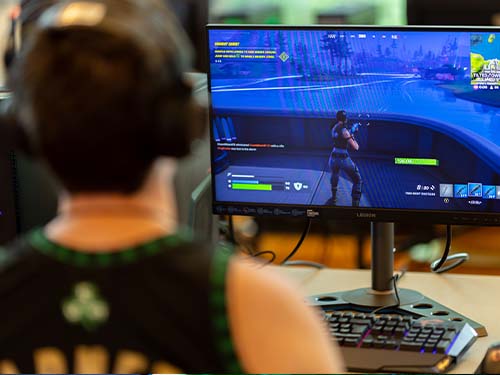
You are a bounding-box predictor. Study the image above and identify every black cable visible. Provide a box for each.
[371,269,406,315]
[226,216,311,266]
[430,225,469,274]
[252,250,276,264]
[226,215,275,258]
[280,219,312,265]
[227,215,236,244]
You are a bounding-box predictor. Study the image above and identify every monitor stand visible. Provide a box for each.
[309,222,487,337]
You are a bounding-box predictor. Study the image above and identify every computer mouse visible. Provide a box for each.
[477,342,500,374]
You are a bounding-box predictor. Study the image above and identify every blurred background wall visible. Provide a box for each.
[0,0,17,87]
[211,0,406,25]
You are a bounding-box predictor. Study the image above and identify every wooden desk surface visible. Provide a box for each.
[276,267,500,374]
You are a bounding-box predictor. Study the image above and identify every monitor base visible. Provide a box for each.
[342,287,423,306]
[310,287,487,337]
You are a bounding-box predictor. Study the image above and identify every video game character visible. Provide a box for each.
[328,110,362,207]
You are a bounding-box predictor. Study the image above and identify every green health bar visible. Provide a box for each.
[395,158,439,166]
[229,182,285,191]
[232,183,273,191]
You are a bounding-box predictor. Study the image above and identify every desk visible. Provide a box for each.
[276,267,500,374]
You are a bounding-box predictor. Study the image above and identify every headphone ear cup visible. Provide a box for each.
[0,98,34,156]
[4,45,16,72]
[152,83,206,158]
[4,16,17,74]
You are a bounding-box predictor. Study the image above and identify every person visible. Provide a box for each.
[0,0,344,373]
[328,110,362,207]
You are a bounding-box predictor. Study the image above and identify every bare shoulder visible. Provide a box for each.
[226,257,344,373]
[342,127,351,138]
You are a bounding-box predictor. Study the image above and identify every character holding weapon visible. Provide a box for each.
[328,110,364,207]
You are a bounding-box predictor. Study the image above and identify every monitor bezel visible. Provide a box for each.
[207,24,500,226]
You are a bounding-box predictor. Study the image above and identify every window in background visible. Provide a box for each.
[407,0,500,26]
[209,0,406,26]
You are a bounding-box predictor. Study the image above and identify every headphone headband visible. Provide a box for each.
[33,0,193,82]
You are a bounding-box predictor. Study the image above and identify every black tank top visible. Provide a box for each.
[0,229,242,373]
[332,123,349,150]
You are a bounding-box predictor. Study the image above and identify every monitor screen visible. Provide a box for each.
[207,26,500,224]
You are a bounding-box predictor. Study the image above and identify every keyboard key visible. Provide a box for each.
[351,325,369,335]
[340,328,351,334]
[385,340,398,349]
[366,314,377,322]
[442,332,456,341]
[416,337,427,343]
[350,319,373,326]
[373,339,385,348]
[394,327,406,337]
[372,325,384,334]
[340,323,351,329]
[383,326,394,335]
[397,322,410,330]
[424,343,436,352]
[361,338,373,348]
[436,340,451,353]
[430,334,441,340]
[344,338,359,347]
[339,318,349,323]
[337,333,362,339]
[386,320,398,327]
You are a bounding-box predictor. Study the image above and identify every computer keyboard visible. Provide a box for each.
[325,311,477,373]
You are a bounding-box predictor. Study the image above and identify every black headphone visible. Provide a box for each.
[336,110,347,123]
[2,0,205,158]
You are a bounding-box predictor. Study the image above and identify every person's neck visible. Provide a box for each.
[45,158,179,252]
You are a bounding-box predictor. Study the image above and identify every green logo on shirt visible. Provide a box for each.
[62,282,109,331]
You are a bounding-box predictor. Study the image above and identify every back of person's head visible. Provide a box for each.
[9,0,204,194]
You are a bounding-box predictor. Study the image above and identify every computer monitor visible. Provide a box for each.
[407,0,500,26]
[207,25,500,336]
[167,0,209,71]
